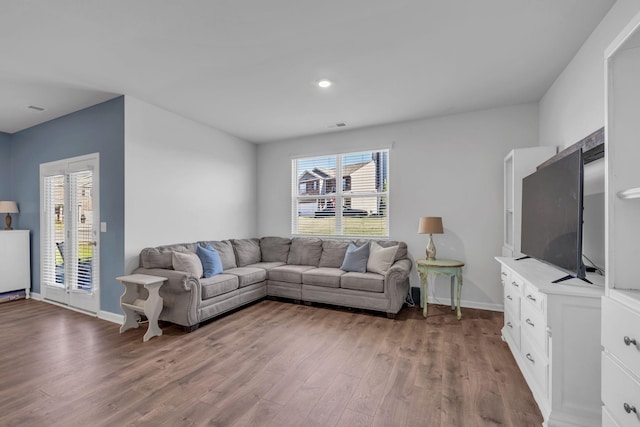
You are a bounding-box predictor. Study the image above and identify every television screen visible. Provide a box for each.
[521,149,585,280]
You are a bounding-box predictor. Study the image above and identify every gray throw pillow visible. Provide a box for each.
[172,251,203,278]
[340,242,370,273]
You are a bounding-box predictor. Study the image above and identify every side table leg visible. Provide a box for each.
[120,282,140,333]
[143,282,164,342]
[456,271,463,320]
[450,275,455,311]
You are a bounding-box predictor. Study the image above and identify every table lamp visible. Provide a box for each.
[418,216,443,260]
[0,201,19,230]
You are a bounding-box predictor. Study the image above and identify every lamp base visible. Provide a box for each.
[426,234,436,260]
[4,213,12,231]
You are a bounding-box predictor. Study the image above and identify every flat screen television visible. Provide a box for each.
[520,149,586,282]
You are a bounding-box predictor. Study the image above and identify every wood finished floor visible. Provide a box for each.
[0,299,542,427]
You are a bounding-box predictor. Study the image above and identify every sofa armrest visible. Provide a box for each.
[384,259,412,314]
[133,267,200,327]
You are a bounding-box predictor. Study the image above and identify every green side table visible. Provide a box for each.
[416,259,465,320]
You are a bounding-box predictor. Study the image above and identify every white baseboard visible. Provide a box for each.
[29,292,123,324]
[99,310,124,325]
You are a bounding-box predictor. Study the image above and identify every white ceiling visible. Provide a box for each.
[0,0,615,143]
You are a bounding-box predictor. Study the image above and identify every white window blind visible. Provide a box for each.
[42,174,65,288]
[292,150,389,237]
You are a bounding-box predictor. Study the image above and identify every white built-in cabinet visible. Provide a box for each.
[502,147,556,257]
[0,230,31,298]
[602,12,640,427]
[497,257,604,426]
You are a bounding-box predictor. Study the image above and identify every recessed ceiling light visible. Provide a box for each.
[318,79,332,88]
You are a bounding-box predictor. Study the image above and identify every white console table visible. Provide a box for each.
[496,257,604,426]
[117,274,167,342]
[0,230,30,298]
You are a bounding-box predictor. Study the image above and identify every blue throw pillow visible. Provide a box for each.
[196,244,223,278]
[340,242,370,273]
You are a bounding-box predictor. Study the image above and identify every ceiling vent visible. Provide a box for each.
[327,122,347,128]
[28,105,45,112]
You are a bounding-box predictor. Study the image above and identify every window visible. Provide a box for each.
[292,149,389,237]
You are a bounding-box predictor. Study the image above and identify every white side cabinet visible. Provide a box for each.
[0,230,31,298]
[497,257,604,426]
[603,12,640,427]
[503,147,556,257]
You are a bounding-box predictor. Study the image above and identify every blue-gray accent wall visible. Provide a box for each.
[0,132,11,199]
[10,97,125,314]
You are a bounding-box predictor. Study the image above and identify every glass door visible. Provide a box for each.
[41,154,100,314]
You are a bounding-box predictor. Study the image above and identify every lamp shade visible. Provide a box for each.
[418,216,443,234]
[0,201,18,214]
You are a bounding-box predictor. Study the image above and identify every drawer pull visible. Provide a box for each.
[511,281,519,287]
[624,336,637,346]
[506,321,513,328]
[623,402,637,414]
[526,353,535,364]
[526,294,537,302]
[525,318,535,327]
[506,295,513,301]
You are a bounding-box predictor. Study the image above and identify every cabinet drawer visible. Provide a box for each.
[509,273,524,296]
[521,300,547,352]
[504,288,520,318]
[602,354,640,427]
[523,282,545,313]
[500,267,511,287]
[603,297,640,378]
[504,307,520,350]
[521,336,548,396]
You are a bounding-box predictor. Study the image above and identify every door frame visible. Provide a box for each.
[40,153,100,314]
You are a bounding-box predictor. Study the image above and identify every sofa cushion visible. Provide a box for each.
[224,267,267,288]
[318,239,351,268]
[341,272,384,293]
[231,238,261,267]
[367,241,399,275]
[340,242,370,273]
[287,237,323,266]
[201,240,237,270]
[172,251,203,278]
[200,274,239,299]
[260,237,291,263]
[246,261,285,271]
[268,265,316,284]
[197,244,223,278]
[140,242,198,269]
[302,267,345,288]
[140,247,173,269]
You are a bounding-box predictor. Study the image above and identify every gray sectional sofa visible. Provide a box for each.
[133,236,412,330]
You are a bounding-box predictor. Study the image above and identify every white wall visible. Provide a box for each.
[257,103,539,310]
[124,97,257,273]
[539,0,640,149]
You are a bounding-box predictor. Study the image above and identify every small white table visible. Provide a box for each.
[117,274,167,342]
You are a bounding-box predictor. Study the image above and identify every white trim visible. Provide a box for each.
[99,310,124,325]
[29,292,123,324]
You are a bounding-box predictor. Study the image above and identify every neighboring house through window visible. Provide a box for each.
[292,149,389,237]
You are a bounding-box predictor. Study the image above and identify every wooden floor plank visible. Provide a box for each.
[0,298,543,426]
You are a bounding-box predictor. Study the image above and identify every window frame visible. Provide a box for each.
[291,149,389,238]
